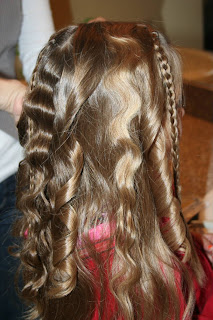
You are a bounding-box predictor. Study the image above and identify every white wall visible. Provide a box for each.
[69,0,203,49]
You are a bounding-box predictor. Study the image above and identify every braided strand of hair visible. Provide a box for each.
[151,31,181,203]
[150,30,205,320]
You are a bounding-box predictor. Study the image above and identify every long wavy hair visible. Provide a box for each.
[14,22,204,320]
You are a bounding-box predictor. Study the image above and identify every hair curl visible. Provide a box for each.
[14,22,204,320]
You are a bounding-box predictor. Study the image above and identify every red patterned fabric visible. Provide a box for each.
[83,224,213,320]
[193,237,213,320]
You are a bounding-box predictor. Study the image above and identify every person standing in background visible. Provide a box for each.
[0,1,54,318]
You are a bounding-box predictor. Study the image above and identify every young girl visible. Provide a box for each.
[14,22,212,320]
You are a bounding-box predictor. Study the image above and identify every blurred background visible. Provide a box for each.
[49,0,209,49]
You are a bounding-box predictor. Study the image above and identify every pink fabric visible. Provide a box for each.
[83,224,213,320]
[88,220,113,242]
[24,228,28,239]
[192,237,213,320]
[24,220,213,318]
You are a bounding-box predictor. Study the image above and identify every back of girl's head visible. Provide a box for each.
[16,22,204,320]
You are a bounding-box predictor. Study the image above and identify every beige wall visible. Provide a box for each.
[69,0,203,49]
[162,0,203,49]
[70,0,163,25]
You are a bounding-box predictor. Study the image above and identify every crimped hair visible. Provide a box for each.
[14,22,204,320]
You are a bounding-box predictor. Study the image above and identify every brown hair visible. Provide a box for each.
[15,22,204,320]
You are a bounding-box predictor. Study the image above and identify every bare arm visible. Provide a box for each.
[0,78,26,123]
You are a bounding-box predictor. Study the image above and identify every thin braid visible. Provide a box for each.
[150,32,206,320]
[151,31,181,202]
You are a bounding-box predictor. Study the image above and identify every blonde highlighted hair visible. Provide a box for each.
[15,22,204,320]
